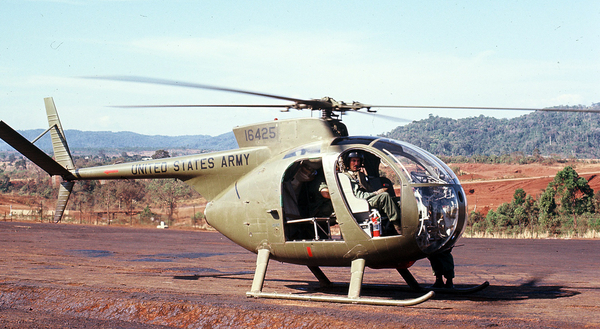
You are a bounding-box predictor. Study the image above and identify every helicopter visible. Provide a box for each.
[4,77,592,306]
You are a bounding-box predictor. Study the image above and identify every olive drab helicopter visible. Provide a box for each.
[4,76,590,306]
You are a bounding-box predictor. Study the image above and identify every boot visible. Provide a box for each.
[432,276,444,288]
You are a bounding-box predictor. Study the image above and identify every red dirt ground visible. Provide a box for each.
[2,222,599,328]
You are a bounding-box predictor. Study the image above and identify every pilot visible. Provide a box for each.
[342,151,402,235]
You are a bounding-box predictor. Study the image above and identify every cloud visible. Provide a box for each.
[550,94,585,106]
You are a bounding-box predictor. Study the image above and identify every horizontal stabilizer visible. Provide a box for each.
[0,121,73,178]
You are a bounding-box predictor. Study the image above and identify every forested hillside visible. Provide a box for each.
[385,104,600,158]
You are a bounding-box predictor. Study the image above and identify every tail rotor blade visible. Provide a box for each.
[0,121,73,178]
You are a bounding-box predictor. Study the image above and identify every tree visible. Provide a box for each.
[152,149,170,159]
[0,173,10,192]
[139,205,156,224]
[513,188,526,206]
[191,212,205,227]
[72,180,99,224]
[549,166,595,216]
[593,191,600,213]
[98,182,117,225]
[510,188,539,230]
[146,179,191,225]
[14,159,26,170]
[469,210,486,233]
[114,180,145,224]
[538,187,558,232]
[545,166,595,232]
[520,195,539,230]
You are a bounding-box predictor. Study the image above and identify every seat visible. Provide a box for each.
[337,173,370,221]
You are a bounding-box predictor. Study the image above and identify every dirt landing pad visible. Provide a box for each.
[1,222,599,328]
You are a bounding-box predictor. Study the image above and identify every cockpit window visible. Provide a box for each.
[372,139,457,185]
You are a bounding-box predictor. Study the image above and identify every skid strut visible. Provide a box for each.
[308,265,332,287]
[246,249,434,306]
[397,267,422,290]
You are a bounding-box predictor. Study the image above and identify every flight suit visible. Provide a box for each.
[344,171,400,223]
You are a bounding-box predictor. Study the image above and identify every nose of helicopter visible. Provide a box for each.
[413,184,466,254]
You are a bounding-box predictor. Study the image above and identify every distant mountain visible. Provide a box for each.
[0,129,238,153]
[384,104,600,158]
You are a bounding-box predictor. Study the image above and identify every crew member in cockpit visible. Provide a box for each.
[343,151,402,235]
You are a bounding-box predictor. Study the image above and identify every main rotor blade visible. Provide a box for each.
[364,105,600,113]
[85,76,308,103]
[350,110,413,123]
[85,76,599,114]
[109,104,291,108]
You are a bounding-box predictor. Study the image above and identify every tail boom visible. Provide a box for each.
[0,121,74,179]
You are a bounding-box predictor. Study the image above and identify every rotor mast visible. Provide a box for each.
[302,97,356,137]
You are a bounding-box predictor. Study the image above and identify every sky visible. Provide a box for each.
[1,0,599,137]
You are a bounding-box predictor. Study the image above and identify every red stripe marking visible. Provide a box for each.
[307,246,313,257]
[104,169,119,174]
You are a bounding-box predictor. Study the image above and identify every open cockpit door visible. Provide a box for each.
[281,158,341,241]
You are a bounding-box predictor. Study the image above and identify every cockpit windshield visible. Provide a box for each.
[371,139,458,185]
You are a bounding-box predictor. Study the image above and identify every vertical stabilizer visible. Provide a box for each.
[44,97,75,170]
[44,97,76,223]
[54,181,74,223]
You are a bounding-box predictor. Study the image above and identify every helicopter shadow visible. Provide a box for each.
[459,280,580,301]
[284,277,580,302]
[172,271,579,302]
[172,270,254,281]
[170,267,329,284]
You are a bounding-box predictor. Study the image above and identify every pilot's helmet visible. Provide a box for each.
[344,151,364,167]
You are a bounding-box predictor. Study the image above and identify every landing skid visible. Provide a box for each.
[246,249,434,306]
[397,268,489,295]
[246,290,434,307]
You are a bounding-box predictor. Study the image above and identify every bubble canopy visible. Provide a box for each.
[372,138,465,253]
